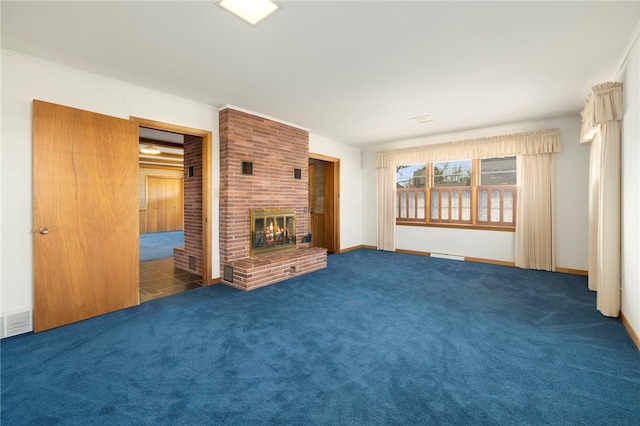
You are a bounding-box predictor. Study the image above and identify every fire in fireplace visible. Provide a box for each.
[251,209,296,255]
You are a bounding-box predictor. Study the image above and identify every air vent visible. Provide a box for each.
[410,114,435,124]
[224,265,234,283]
[4,310,32,338]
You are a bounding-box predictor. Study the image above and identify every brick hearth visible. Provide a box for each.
[219,107,327,290]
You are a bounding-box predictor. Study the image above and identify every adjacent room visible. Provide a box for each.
[1,1,639,424]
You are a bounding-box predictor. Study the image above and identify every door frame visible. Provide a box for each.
[309,152,341,253]
[130,117,214,285]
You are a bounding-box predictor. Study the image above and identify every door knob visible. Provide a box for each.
[39,228,49,235]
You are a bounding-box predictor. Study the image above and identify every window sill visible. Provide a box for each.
[395,221,515,232]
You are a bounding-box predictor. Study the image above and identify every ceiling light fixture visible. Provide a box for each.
[216,0,281,26]
[410,115,435,124]
[140,145,161,155]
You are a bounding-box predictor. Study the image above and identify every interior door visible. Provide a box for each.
[323,161,336,252]
[33,100,140,332]
[309,160,325,248]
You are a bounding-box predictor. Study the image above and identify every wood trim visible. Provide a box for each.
[131,116,214,284]
[340,244,377,253]
[620,312,640,351]
[464,256,516,267]
[139,138,184,149]
[333,160,340,253]
[202,132,213,285]
[131,117,210,137]
[309,152,339,163]
[396,221,515,232]
[396,249,432,257]
[555,267,588,276]
[139,158,183,166]
[139,163,182,171]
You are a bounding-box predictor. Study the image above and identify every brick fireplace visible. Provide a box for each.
[219,107,327,291]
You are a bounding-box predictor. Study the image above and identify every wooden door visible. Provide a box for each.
[309,161,325,248]
[146,176,183,233]
[33,100,140,332]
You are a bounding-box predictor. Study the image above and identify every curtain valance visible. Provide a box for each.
[374,128,561,168]
[580,81,623,143]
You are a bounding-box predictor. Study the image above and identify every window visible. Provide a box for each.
[477,156,516,227]
[431,160,472,224]
[396,156,516,230]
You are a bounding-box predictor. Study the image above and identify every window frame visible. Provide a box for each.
[395,158,517,231]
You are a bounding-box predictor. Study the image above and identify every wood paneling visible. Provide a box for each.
[145,176,183,233]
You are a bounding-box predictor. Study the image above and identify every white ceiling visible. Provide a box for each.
[2,1,639,148]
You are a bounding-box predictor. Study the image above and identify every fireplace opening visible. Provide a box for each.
[251,209,296,255]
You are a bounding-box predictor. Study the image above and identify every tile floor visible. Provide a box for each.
[140,257,203,303]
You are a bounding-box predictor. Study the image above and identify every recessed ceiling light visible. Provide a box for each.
[410,115,435,124]
[216,0,281,26]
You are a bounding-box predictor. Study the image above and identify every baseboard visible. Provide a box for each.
[620,312,640,351]
[340,244,376,253]
[556,267,588,276]
[396,248,431,257]
[464,256,516,267]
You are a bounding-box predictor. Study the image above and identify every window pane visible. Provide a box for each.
[478,190,488,221]
[441,191,449,220]
[397,164,426,188]
[481,156,516,185]
[462,190,471,221]
[491,190,501,222]
[408,192,416,219]
[400,192,407,218]
[481,156,516,173]
[433,160,471,187]
[504,189,513,223]
[451,190,459,220]
[481,171,517,185]
[417,191,425,219]
[431,191,439,220]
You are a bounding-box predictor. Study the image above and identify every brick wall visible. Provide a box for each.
[219,108,327,290]
[174,135,203,275]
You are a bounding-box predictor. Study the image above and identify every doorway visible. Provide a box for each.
[132,118,213,302]
[308,153,340,253]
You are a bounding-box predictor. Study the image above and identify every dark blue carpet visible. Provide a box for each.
[2,249,639,425]
[139,231,184,262]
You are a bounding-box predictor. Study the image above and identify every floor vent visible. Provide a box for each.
[3,310,32,338]
[430,252,465,261]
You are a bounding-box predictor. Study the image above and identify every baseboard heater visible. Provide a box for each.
[430,252,465,261]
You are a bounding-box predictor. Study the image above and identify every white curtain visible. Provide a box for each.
[376,166,396,251]
[515,153,555,271]
[374,128,561,265]
[580,82,623,317]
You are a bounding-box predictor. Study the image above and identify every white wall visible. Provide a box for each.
[361,116,590,270]
[619,36,640,339]
[0,51,219,318]
[309,134,363,251]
